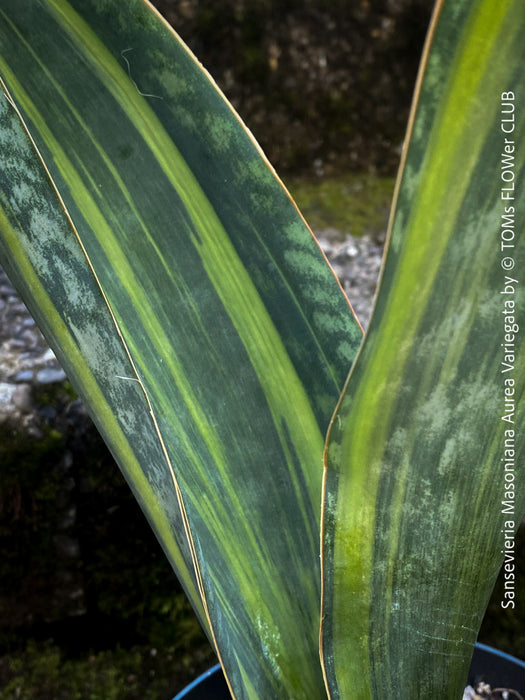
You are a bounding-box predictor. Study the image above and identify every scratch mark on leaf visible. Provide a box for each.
[120,48,163,100]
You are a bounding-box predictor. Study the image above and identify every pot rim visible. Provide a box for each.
[174,643,525,699]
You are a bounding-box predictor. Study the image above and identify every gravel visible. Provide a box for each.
[317,227,383,329]
[0,270,65,423]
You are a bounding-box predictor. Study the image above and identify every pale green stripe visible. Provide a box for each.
[2,4,333,694]
[45,3,323,563]
[238,661,260,700]
[2,21,322,681]
[49,0,343,400]
[46,0,325,518]
[327,2,516,695]
[342,1,508,477]
[335,0,509,577]
[0,62,232,492]
[0,199,203,615]
[27,0,326,539]
[359,0,514,635]
[1,56,313,660]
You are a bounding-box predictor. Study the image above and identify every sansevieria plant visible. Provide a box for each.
[0,0,523,697]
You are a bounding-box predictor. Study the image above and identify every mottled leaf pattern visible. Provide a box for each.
[0,1,362,697]
[321,1,525,697]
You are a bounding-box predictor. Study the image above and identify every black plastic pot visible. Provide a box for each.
[174,643,525,699]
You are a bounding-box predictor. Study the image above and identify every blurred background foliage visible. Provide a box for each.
[2,2,524,698]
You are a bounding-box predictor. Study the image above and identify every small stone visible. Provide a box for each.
[14,370,34,382]
[0,382,17,412]
[12,384,32,412]
[19,328,38,345]
[41,348,57,363]
[36,368,67,384]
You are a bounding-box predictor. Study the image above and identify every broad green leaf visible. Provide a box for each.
[321,0,525,697]
[0,89,207,627]
[0,1,362,697]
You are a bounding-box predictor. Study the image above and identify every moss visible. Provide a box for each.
[286,174,395,237]
[0,639,215,700]
[32,380,77,409]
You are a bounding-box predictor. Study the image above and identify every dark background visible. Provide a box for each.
[159,0,432,176]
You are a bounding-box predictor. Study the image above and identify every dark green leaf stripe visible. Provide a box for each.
[0,88,207,628]
[322,1,525,697]
[0,1,362,697]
